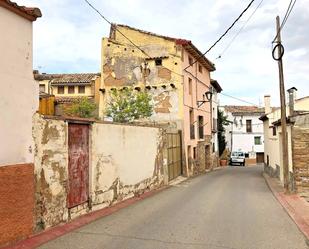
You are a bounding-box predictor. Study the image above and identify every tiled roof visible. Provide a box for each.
[112,24,215,71]
[224,105,265,114]
[0,0,42,21]
[34,72,100,85]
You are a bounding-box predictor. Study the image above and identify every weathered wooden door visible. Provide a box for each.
[167,131,182,181]
[67,123,89,208]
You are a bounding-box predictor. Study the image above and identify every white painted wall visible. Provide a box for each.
[0,7,38,166]
[222,110,264,156]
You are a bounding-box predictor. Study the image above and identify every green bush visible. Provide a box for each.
[63,97,97,118]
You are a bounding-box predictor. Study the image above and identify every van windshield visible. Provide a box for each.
[232,152,244,157]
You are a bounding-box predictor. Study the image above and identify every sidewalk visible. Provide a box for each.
[263,173,309,244]
[2,186,170,249]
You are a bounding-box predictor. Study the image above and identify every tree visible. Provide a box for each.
[218,109,229,156]
[63,97,97,118]
[105,88,153,123]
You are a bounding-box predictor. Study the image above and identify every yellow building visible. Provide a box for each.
[34,71,101,115]
[100,24,216,178]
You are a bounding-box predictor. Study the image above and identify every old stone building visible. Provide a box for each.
[99,24,217,178]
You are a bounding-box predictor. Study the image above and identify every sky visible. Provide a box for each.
[15,0,309,106]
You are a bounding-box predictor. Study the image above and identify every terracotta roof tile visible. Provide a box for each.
[224,105,265,114]
[0,0,42,21]
[34,73,100,85]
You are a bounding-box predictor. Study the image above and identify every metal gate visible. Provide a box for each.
[167,131,182,181]
[67,123,89,208]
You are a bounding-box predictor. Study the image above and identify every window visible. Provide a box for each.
[254,136,262,145]
[188,77,192,95]
[198,64,203,73]
[155,59,162,66]
[57,86,64,94]
[68,86,75,94]
[246,120,252,133]
[78,86,85,94]
[188,56,193,66]
[39,84,45,92]
[198,115,204,139]
[193,147,196,159]
[272,126,277,136]
[190,109,195,139]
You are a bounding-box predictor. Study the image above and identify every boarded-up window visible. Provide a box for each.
[246,120,252,133]
[58,86,64,94]
[68,86,75,94]
[78,86,85,94]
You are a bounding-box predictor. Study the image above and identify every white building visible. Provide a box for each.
[221,106,265,164]
[210,79,222,163]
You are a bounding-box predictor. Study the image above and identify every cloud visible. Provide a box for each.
[14,0,309,106]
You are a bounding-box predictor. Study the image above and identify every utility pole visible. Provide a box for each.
[274,16,289,192]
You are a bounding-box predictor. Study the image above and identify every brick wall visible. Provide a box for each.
[0,164,34,247]
[292,127,309,198]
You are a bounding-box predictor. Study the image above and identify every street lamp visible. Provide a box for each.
[197,90,213,108]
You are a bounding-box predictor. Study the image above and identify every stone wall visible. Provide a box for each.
[32,114,168,230]
[292,115,309,198]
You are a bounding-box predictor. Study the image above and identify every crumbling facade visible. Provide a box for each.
[99,24,217,177]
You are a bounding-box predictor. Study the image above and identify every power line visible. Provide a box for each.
[272,0,297,43]
[184,0,255,70]
[83,0,150,57]
[217,0,264,59]
[219,92,261,107]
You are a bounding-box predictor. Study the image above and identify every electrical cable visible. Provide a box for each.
[83,0,151,58]
[184,0,255,70]
[219,92,261,107]
[217,0,264,59]
[272,0,297,43]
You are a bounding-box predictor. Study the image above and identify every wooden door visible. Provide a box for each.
[68,123,89,208]
[167,131,182,181]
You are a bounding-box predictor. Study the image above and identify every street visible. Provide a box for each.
[39,165,308,249]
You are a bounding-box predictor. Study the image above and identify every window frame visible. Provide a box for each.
[246,119,252,133]
[57,86,64,94]
[78,85,85,94]
[68,85,75,94]
[254,136,262,145]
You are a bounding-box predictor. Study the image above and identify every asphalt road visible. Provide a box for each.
[39,165,308,249]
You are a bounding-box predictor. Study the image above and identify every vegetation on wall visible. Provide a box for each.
[63,97,97,118]
[218,109,230,156]
[105,88,153,123]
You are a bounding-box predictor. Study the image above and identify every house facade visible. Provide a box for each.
[34,72,101,115]
[260,88,309,196]
[210,79,222,166]
[99,24,216,177]
[221,105,265,164]
[0,1,41,246]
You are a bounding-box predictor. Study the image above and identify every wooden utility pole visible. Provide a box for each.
[275,16,289,192]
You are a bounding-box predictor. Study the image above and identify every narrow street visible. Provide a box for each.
[38,165,308,249]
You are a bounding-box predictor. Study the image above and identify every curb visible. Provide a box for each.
[263,173,309,244]
[2,185,170,249]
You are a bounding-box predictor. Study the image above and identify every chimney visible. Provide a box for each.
[264,95,271,114]
[287,87,297,116]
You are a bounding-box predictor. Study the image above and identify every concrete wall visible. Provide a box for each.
[33,115,167,230]
[0,6,38,166]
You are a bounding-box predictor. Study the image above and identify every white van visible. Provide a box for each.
[230,151,245,166]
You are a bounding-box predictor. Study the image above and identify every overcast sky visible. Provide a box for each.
[15,0,309,106]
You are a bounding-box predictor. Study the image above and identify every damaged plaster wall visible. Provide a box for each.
[33,114,68,231]
[91,123,166,210]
